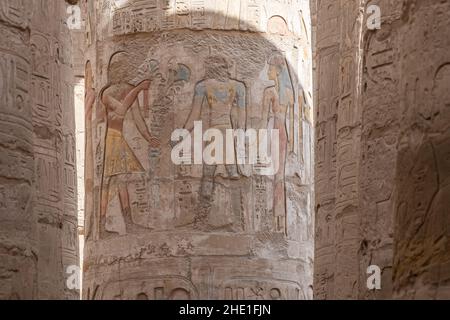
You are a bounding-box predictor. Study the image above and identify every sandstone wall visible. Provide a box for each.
[0,0,79,299]
[312,0,450,299]
[393,0,450,299]
[83,0,314,300]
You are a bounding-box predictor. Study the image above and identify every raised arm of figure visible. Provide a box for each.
[121,80,150,111]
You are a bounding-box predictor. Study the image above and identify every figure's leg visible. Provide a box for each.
[226,164,240,179]
[200,165,216,201]
[273,122,287,234]
[118,180,133,226]
[100,176,113,237]
[196,165,216,225]
[100,177,110,218]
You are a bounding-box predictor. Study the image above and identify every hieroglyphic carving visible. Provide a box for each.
[253,176,271,232]
[31,27,64,298]
[32,1,79,299]
[0,39,35,300]
[313,0,450,300]
[0,0,30,28]
[108,0,304,35]
[312,0,340,299]
[391,0,450,299]
[331,0,364,300]
[174,180,196,227]
[0,0,80,299]
[356,1,402,299]
[100,276,198,300]
[84,2,313,300]
[191,0,206,28]
[244,0,262,31]
[223,278,303,300]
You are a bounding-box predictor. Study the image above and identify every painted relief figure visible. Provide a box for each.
[184,55,246,176]
[263,53,295,234]
[100,52,160,235]
[183,56,246,195]
[182,55,246,225]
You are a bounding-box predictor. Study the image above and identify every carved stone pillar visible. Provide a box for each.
[31,0,79,300]
[0,0,79,299]
[83,0,314,300]
[0,0,36,300]
[312,0,450,299]
[392,0,450,299]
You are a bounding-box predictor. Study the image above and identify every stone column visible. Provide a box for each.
[311,0,341,300]
[312,0,400,300]
[357,0,404,300]
[83,0,314,300]
[392,0,450,299]
[312,0,450,299]
[0,0,36,300]
[0,0,79,299]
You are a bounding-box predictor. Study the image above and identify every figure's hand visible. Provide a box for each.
[148,136,160,148]
[86,87,95,98]
[85,88,95,103]
[85,88,96,113]
[139,80,151,90]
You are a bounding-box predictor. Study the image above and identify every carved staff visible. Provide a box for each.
[144,87,150,117]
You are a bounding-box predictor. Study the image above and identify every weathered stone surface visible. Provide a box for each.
[312,0,450,299]
[0,0,79,299]
[0,3,35,298]
[83,0,314,300]
[2,0,446,301]
[393,0,450,299]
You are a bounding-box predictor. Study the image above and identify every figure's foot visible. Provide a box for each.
[226,165,240,180]
[122,208,151,234]
[125,223,152,234]
[99,217,118,240]
[229,173,241,180]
